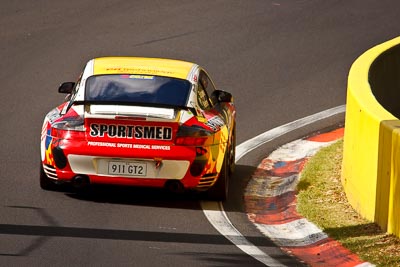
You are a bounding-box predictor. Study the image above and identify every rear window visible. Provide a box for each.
[85,74,191,106]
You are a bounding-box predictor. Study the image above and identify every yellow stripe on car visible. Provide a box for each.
[92,57,195,80]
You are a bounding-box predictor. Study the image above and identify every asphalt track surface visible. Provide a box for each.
[1,1,400,266]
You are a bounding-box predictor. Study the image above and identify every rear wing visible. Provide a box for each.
[66,100,198,117]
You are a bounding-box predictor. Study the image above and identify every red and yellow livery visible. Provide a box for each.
[40,57,236,200]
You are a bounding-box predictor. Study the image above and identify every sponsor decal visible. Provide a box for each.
[46,108,62,123]
[120,74,154,80]
[43,128,54,165]
[205,116,225,131]
[87,141,170,150]
[90,123,172,140]
[105,67,174,76]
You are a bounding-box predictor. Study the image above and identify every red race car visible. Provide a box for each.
[40,57,236,200]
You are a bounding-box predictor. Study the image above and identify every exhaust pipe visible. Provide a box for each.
[72,175,90,190]
[164,180,185,194]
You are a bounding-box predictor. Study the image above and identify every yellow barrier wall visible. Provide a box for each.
[389,127,400,237]
[342,37,399,230]
[378,121,400,236]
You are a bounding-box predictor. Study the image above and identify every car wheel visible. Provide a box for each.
[40,164,56,190]
[207,154,229,201]
[229,125,236,175]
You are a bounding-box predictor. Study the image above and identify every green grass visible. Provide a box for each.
[297,139,400,266]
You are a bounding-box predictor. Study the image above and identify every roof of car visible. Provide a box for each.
[92,57,197,80]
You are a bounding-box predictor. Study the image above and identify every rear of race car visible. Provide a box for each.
[40,57,233,199]
[40,103,229,195]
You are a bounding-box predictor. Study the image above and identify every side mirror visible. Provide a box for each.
[58,82,75,94]
[212,90,233,103]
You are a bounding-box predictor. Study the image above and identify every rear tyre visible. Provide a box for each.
[229,125,236,175]
[40,164,56,190]
[207,154,229,201]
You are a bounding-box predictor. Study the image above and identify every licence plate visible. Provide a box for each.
[108,161,147,176]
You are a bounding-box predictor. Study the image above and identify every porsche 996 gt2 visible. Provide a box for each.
[40,57,236,200]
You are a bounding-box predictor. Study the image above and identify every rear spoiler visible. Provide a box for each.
[67,100,198,116]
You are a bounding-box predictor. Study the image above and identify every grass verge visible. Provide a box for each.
[297,139,400,266]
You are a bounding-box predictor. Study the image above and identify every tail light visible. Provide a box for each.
[51,116,85,139]
[175,125,212,146]
[176,136,208,146]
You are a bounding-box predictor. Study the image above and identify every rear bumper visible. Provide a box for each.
[41,138,225,190]
[68,155,190,180]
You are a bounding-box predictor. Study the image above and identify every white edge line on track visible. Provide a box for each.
[201,105,346,266]
[235,105,346,162]
[201,201,286,267]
